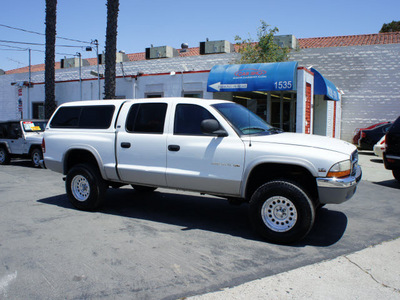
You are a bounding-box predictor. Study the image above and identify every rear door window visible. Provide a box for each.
[126,103,167,134]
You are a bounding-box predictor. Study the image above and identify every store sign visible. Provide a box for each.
[207,61,298,92]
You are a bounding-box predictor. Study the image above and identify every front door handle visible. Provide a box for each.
[121,142,131,148]
[168,145,180,152]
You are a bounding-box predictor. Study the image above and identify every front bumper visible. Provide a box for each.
[316,165,362,204]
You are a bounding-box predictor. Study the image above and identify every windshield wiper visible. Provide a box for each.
[241,126,266,132]
[267,127,284,134]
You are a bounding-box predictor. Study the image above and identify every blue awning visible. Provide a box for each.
[207,61,298,92]
[311,68,340,101]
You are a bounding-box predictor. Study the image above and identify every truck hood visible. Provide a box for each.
[246,133,356,155]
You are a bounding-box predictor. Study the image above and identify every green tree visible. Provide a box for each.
[234,20,290,64]
[380,21,400,33]
[104,0,120,99]
[44,0,57,118]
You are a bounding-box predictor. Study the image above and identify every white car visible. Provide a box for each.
[373,135,386,157]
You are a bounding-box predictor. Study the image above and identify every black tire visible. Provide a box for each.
[0,147,11,165]
[31,148,42,167]
[131,185,157,192]
[249,180,315,244]
[66,164,107,211]
[393,170,400,183]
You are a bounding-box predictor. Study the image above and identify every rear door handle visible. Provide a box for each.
[121,142,131,148]
[168,145,180,152]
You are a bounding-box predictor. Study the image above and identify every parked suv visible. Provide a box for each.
[383,116,400,182]
[0,120,47,167]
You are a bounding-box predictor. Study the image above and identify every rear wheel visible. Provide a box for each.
[249,180,315,244]
[66,164,107,211]
[0,147,10,165]
[393,170,400,183]
[31,148,42,167]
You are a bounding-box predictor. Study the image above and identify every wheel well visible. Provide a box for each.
[245,163,318,204]
[29,145,42,154]
[0,143,9,152]
[64,149,100,175]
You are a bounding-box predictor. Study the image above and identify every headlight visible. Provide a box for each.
[327,160,351,178]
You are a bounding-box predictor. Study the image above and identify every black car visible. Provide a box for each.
[383,116,400,182]
[357,122,392,150]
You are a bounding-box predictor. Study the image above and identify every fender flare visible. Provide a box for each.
[240,156,319,199]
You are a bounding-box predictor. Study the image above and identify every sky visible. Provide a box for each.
[0,0,399,71]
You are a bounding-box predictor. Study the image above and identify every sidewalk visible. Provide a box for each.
[189,151,400,300]
[190,239,400,299]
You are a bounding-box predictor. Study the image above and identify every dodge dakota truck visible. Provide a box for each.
[42,97,362,243]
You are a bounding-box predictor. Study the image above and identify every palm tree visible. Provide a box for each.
[44,0,57,118]
[104,0,120,99]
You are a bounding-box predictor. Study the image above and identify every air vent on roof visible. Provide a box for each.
[273,35,298,50]
[199,40,233,55]
[60,57,90,69]
[145,46,179,59]
[97,52,130,65]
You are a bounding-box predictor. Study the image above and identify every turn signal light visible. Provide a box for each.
[327,160,351,178]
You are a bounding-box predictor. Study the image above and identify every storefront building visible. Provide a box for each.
[3,32,398,142]
[2,58,341,138]
[206,61,341,137]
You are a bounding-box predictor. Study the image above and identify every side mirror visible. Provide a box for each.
[201,119,228,137]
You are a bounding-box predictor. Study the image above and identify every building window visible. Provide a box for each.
[183,92,203,98]
[145,93,164,98]
[32,102,45,119]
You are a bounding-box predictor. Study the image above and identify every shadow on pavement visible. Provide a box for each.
[372,179,400,189]
[6,159,36,168]
[38,188,348,247]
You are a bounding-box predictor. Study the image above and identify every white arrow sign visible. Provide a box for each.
[209,82,248,92]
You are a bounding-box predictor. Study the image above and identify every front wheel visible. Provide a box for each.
[31,148,42,167]
[66,164,107,211]
[0,147,11,165]
[249,180,315,244]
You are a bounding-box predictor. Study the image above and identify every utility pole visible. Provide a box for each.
[76,52,82,100]
[28,48,31,118]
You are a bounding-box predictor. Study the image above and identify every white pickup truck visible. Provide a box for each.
[42,97,361,243]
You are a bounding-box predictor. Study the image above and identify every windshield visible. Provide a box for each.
[22,121,47,132]
[212,103,282,136]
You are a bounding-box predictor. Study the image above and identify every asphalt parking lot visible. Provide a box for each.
[0,153,399,299]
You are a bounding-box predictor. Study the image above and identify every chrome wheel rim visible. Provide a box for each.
[261,196,297,232]
[32,151,40,165]
[71,175,90,202]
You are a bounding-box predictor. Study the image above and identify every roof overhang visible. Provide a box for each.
[207,61,298,92]
[311,67,340,101]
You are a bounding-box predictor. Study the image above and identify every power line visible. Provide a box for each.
[0,23,92,44]
[0,39,89,48]
[0,43,80,57]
